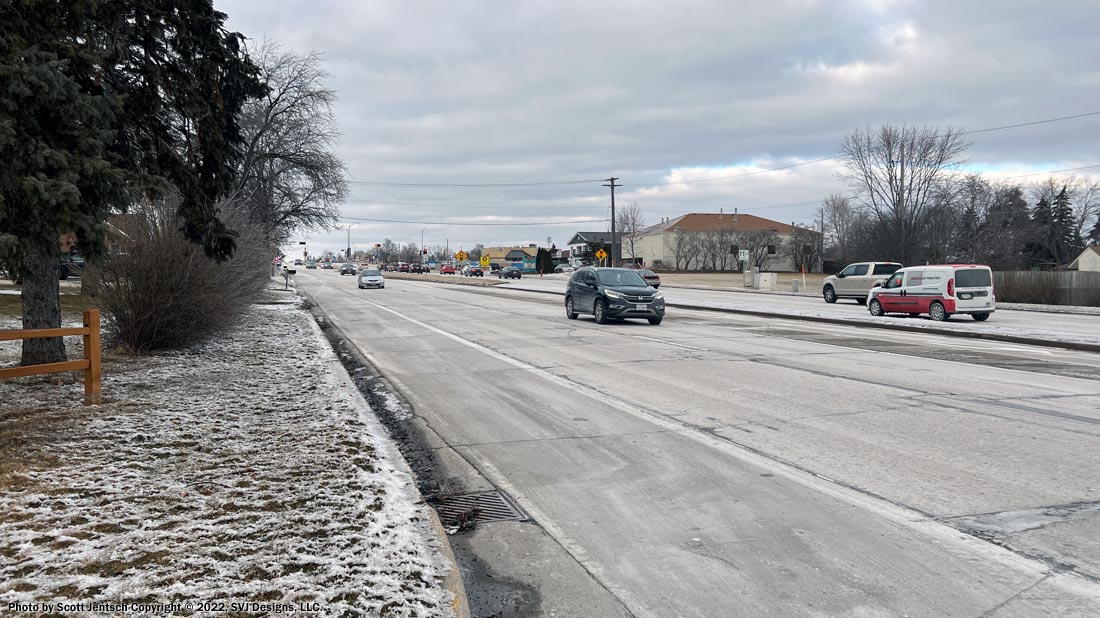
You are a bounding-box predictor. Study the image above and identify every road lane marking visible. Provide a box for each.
[628,335,706,351]
[334,292,1095,598]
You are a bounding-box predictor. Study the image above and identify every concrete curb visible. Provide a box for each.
[499,285,1100,354]
[300,290,472,618]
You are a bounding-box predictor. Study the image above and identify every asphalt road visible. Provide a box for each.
[297,271,1100,617]
[502,275,1100,346]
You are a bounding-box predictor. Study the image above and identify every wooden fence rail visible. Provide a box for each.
[0,309,101,404]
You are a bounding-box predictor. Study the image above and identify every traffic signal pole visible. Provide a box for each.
[603,177,620,266]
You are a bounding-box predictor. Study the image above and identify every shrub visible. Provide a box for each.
[87,199,270,352]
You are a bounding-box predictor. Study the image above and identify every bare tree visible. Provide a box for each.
[618,202,647,266]
[819,194,860,262]
[232,42,347,245]
[735,230,780,270]
[839,124,970,263]
[664,229,688,270]
[783,225,823,273]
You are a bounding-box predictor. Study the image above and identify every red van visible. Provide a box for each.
[867,264,995,321]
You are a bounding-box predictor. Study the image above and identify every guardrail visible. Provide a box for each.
[0,309,101,404]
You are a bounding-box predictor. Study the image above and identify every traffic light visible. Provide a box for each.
[422,248,428,254]
[374,243,381,248]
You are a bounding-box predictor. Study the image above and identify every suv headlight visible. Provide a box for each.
[605,289,626,300]
[652,291,664,300]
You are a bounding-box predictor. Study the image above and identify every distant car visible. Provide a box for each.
[339,263,357,275]
[637,269,660,288]
[440,264,456,275]
[357,269,385,289]
[59,259,85,280]
[321,262,334,269]
[398,263,411,273]
[554,264,575,273]
[822,262,903,304]
[294,259,303,266]
[489,263,502,272]
[410,264,428,274]
[306,261,318,269]
[462,265,484,277]
[498,265,522,279]
[565,267,665,325]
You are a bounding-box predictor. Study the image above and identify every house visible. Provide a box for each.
[1067,246,1100,272]
[566,232,620,266]
[482,245,538,265]
[632,212,822,272]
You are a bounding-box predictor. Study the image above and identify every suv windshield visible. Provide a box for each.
[596,269,647,287]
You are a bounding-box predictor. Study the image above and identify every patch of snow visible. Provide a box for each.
[0,298,453,616]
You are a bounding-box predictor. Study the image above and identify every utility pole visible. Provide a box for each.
[603,177,620,266]
[420,228,426,269]
[345,225,352,262]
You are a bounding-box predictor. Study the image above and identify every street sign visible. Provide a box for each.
[479,255,490,267]
[738,249,750,261]
[595,248,608,261]
[456,251,467,261]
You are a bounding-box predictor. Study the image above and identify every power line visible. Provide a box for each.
[345,178,603,188]
[341,198,602,210]
[997,163,1100,180]
[337,216,609,226]
[961,111,1100,135]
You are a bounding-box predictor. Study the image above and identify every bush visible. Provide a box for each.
[87,199,270,351]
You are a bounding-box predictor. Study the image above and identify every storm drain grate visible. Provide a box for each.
[432,491,528,526]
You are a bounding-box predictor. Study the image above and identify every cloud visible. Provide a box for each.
[217,0,1100,255]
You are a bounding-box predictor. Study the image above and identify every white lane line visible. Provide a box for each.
[629,335,706,351]
[344,294,1087,595]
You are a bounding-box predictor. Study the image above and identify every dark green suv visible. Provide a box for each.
[565,267,665,325]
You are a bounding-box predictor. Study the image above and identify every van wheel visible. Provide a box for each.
[868,298,885,317]
[594,299,608,324]
[972,312,990,322]
[929,301,949,321]
[565,297,578,320]
[823,285,837,303]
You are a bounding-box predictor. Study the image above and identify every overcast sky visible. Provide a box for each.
[218,0,1100,258]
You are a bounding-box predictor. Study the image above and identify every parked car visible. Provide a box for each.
[554,263,575,273]
[357,268,385,289]
[440,264,456,275]
[868,264,994,321]
[822,262,902,304]
[462,265,484,277]
[565,267,665,325]
[59,258,85,280]
[339,263,357,275]
[637,268,660,288]
[498,265,522,279]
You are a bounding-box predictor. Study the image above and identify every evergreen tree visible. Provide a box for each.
[0,0,264,365]
[1026,197,1054,267]
[1051,186,1081,263]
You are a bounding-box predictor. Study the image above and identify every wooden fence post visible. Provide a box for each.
[83,309,101,405]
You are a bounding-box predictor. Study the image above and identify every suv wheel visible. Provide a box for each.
[648,316,663,325]
[565,297,578,320]
[593,299,608,324]
[823,285,837,304]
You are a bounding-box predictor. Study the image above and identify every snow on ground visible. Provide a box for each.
[0,295,453,617]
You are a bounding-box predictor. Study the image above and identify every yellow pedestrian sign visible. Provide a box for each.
[479,255,490,268]
[595,248,608,261]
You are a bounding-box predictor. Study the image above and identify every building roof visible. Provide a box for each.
[567,231,616,245]
[640,213,806,235]
[483,245,538,260]
[1067,245,1100,270]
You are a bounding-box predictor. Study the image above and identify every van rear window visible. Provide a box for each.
[956,269,992,287]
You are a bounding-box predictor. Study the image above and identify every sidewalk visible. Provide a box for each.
[0,290,458,616]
